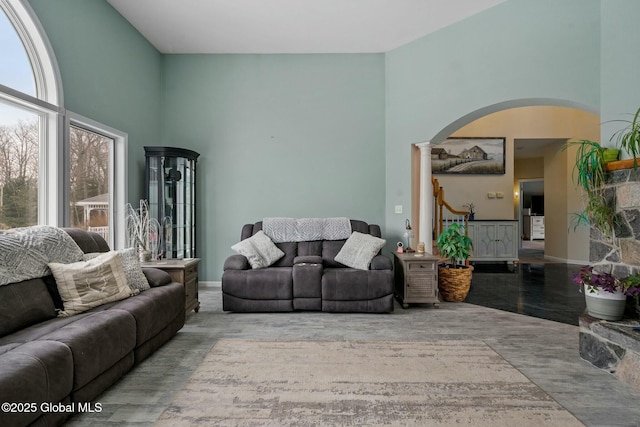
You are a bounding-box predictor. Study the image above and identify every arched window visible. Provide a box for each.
[0,0,62,228]
[0,0,126,247]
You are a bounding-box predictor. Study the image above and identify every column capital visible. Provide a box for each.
[414,141,432,153]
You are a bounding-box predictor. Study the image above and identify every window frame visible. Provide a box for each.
[65,112,128,249]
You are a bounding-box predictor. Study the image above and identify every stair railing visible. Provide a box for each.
[432,177,470,241]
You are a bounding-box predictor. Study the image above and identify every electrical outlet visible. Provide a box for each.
[394,205,403,214]
[487,192,496,199]
[496,192,505,198]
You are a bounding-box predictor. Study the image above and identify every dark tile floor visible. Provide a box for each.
[466,247,586,325]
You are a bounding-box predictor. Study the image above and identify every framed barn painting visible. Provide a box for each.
[432,137,506,174]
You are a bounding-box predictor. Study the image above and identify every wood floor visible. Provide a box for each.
[66,282,640,426]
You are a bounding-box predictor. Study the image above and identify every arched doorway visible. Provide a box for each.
[412,101,599,264]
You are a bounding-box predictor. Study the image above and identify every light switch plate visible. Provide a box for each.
[487,192,496,199]
[496,192,505,198]
[394,205,403,214]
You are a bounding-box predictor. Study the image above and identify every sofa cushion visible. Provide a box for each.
[49,251,134,317]
[0,278,56,337]
[40,309,136,390]
[272,242,297,267]
[322,268,394,301]
[231,230,285,269]
[334,232,387,270]
[63,227,110,253]
[96,283,184,346]
[85,247,150,293]
[143,267,173,287]
[322,240,347,268]
[298,241,323,257]
[222,267,293,300]
[0,340,74,427]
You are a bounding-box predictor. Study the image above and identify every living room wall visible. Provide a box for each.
[385,0,601,249]
[161,54,385,279]
[600,0,640,147]
[27,0,162,200]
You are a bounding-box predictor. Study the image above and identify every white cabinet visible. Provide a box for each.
[523,215,544,240]
[466,220,518,266]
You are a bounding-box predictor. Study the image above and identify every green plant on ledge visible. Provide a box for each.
[609,106,640,168]
[436,223,472,267]
[561,139,617,235]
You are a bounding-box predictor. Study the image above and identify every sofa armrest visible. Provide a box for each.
[370,255,392,270]
[224,254,250,271]
[294,255,323,265]
[142,268,172,287]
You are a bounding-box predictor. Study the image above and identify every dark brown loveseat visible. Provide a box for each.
[0,228,185,427]
[222,219,394,313]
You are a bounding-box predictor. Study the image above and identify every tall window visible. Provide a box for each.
[69,124,112,242]
[0,101,39,228]
[0,0,127,247]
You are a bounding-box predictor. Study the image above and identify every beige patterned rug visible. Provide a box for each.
[156,339,583,426]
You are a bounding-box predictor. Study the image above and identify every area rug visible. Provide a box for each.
[156,339,583,426]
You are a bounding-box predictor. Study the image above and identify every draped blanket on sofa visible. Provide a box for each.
[263,217,352,243]
[0,225,84,286]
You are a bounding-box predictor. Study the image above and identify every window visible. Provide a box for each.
[0,1,127,247]
[0,101,39,228]
[66,113,127,249]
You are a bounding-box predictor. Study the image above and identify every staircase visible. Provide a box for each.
[432,177,470,262]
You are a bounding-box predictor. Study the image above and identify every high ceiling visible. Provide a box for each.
[106,0,507,54]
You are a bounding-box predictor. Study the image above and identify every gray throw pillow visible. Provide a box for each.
[231,230,285,269]
[334,232,386,270]
[84,247,150,294]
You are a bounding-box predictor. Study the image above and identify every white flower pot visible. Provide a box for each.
[584,285,627,321]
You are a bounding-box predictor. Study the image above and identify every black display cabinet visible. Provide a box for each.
[144,146,199,259]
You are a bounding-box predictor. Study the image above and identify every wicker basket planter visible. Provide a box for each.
[438,264,473,302]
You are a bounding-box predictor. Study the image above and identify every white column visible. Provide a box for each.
[415,141,433,254]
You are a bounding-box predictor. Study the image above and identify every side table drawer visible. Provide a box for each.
[185,277,197,303]
[185,265,198,283]
[407,262,436,272]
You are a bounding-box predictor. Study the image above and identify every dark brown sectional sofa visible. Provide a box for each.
[0,228,185,427]
[222,220,394,313]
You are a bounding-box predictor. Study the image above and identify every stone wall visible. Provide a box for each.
[580,168,640,391]
[590,168,640,282]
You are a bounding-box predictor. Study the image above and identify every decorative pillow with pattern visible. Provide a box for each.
[231,230,285,269]
[49,251,134,317]
[334,232,386,270]
[84,247,150,294]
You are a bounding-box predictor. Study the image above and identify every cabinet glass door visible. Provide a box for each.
[145,147,199,259]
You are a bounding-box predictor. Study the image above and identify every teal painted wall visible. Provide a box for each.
[161,54,386,279]
[600,0,640,151]
[384,0,601,245]
[28,0,162,201]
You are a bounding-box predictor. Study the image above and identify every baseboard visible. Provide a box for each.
[543,255,586,265]
[200,281,221,288]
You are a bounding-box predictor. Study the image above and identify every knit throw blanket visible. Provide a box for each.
[263,217,352,243]
[0,225,85,286]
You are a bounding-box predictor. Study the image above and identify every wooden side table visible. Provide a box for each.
[393,252,440,309]
[141,258,200,314]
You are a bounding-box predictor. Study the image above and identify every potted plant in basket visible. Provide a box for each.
[436,223,473,302]
[573,266,640,321]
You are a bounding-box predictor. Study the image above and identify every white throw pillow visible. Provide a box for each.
[334,232,386,270]
[49,251,134,317]
[231,230,285,269]
[84,247,150,294]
